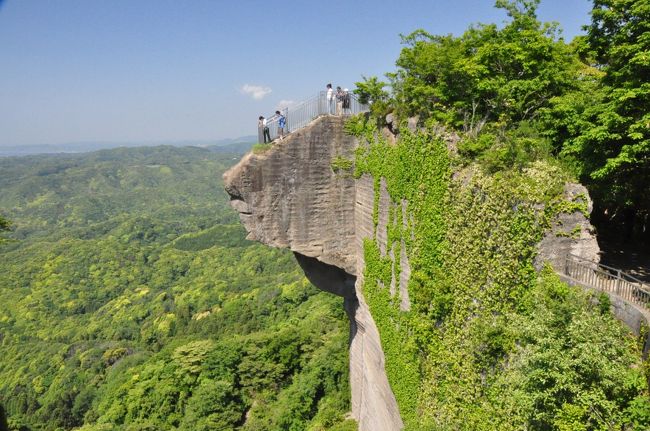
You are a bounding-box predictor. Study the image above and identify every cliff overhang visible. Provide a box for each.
[224,115,404,431]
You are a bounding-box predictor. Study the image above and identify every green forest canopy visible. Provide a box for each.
[0,215,9,244]
[0,146,355,431]
[356,0,650,240]
[1,0,649,429]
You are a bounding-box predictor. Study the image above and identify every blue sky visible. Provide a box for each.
[0,0,592,147]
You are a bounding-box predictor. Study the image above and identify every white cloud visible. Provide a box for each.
[241,84,272,100]
[276,100,298,111]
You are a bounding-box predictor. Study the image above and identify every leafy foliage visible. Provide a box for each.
[348,9,650,426]
[359,0,649,239]
[0,215,10,244]
[330,156,354,173]
[555,0,650,231]
[350,110,649,429]
[0,146,353,430]
[390,0,577,131]
[353,76,391,122]
[488,269,650,430]
[251,143,273,154]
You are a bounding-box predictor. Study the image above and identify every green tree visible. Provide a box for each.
[353,75,391,122]
[391,0,578,132]
[0,147,354,431]
[560,0,650,233]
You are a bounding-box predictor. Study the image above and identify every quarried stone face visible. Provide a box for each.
[223,115,405,431]
[224,116,358,275]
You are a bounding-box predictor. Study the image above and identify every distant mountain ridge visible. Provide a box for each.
[0,135,257,157]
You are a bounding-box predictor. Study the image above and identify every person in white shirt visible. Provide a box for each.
[326,83,334,115]
[259,115,271,143]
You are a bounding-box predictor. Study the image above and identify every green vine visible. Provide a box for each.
[555,225,582,239]
[330,155,354,173]
[348,113,649,429]
[548,192,590,219]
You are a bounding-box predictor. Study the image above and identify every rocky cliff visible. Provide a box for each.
[224,116,403,430]
[224,115,634,430]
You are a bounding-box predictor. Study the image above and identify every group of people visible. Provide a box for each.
[257,83,353,144]
[258,110,286,144]
[326,83,351,115]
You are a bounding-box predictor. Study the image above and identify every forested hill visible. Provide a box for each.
[0,146,355,430]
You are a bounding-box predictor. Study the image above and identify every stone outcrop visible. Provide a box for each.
[536,183,600,269]
[538,183,650,349]
[224,116,357,274]
[224,116,403,431]
[224,114,641,430]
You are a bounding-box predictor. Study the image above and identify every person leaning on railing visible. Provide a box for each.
[258,116,271,143]
[342,88,351,114]
[254,91,368,144]
[275,110,286,141]
[335,86,344,115]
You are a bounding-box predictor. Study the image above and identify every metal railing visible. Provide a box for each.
[258,90,369,143]
[560,253,650,307]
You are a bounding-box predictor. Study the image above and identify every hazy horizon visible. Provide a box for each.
[1,0,592,148]
[0,134,257,157]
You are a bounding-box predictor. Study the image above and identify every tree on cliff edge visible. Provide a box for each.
[389,0,577,131]
[562,0,650,235]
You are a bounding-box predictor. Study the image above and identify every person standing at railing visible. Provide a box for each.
[259,116,271,143]
[326,83,334,115]
[342,88,351,115]
[335,86,345,115]
[275,110,286,140]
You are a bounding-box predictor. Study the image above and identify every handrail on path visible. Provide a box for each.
[560,253,650,308]
[258,90,369,143]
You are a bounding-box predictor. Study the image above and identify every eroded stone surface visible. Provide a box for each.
[352,175,404,431]
[224,115,620,430]
[224,116,357,274]
[536,183,600,269]
[539,185,650,351]
[224,116,404,431]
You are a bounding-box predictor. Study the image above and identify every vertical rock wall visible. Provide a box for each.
[536,183,600,268]
[352,174,404,430]
[224,116,357,274]
[224,114,647,429]
[224,116,404,430]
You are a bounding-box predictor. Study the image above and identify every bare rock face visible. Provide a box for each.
[224,116,404,431]
[536,183,600,269]
[538,184,650,347]
[224,116,357,274]
[225,112,650,430]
